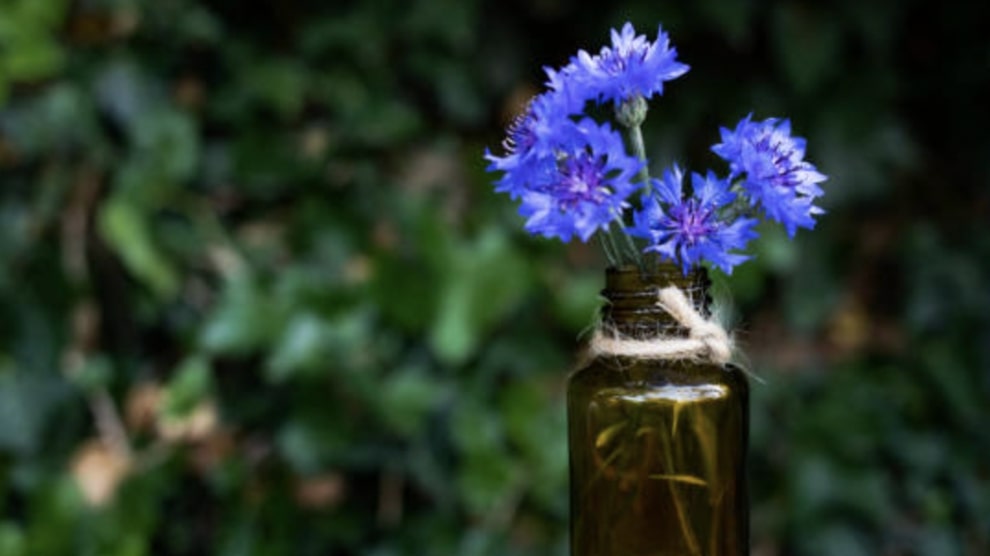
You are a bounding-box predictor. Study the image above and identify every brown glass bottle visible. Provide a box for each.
[568,265,749,556]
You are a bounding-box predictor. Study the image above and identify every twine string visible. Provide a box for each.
[589,285,732,365]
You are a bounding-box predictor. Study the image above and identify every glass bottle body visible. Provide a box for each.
[567,266,749,556]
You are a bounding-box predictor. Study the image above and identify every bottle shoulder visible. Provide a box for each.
[568,356,749,397]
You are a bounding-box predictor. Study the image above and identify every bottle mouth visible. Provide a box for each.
[603,265,708,305]
[601,264,711,335]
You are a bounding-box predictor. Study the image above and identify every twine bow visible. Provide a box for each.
[589,286,733,365]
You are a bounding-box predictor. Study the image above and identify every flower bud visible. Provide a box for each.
[615,95,648,128]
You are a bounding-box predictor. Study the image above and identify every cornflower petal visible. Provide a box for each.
[629,168,758,274]
[487,107,643,242]
[565,22,689,106]
[712,115,828,236]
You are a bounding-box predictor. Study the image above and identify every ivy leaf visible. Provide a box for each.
[201,274,281,355]
[97,196,179,298]
[429,227,529,365]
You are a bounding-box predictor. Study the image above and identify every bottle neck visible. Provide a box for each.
[601,264,711,338]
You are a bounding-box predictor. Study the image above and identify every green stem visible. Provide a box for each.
[616,222,641,268]
[722,182,759,223]
[628,124,652,194]
[599,231,619,268]
[599,218,641,269]
[609,96,650,268]
[621,124,651,269]
[656,412,703,556]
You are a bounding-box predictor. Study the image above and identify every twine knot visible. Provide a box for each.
[589,285,733,365]
[687,321,732,364]
[657,286,732,364]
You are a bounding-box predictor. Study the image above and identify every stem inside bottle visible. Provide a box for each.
[568,265,748,556]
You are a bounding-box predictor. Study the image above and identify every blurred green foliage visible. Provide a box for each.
[1,0,988,555]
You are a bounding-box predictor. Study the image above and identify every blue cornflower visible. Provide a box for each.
[565,22,689,107]
[542,64,591,118]
[484,91,573,198]
[489,116,643,242]
[629,166,758,274]
[712,115,827,236]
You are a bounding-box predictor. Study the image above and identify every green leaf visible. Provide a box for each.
[0,522,25,556]
[160,356,212,419]
[0,0,69,29]
[0,0,68,82]
[264,313,327,382]
[547,270,600,333]
[97,196,179,297]
[499,381,568,513]
[450,396,522,514]
[66,355,113,394]
[379,368,442,437]
[0,364,70,456]
[234,56,308,120]
[0,35,64,80]
[430,227,529,365]
[130,109,200,185]
[201,274,281,355]
[457,450,520,517]
[276,415,355,473]
[265,307,374,382]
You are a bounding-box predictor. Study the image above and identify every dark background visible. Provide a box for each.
[1,0,988,554]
